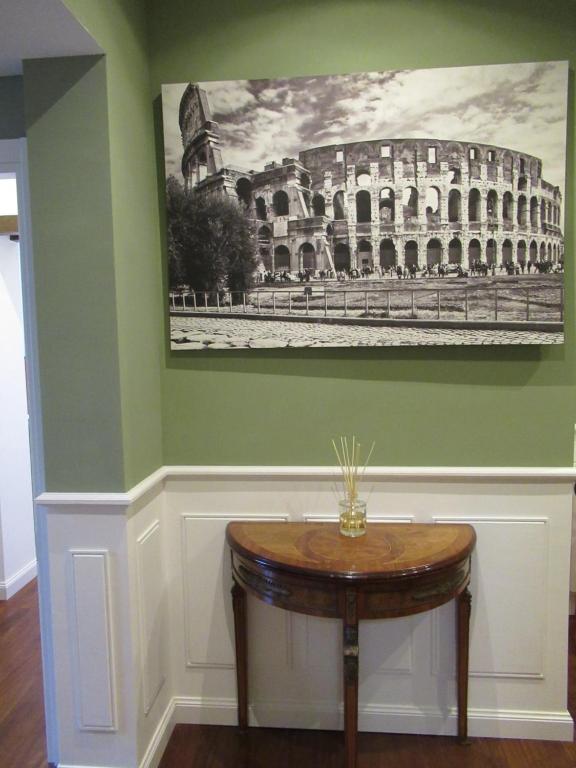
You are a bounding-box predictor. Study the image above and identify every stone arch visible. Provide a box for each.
[379,239,396,269]
[312,193,326,217]
[379,188,395,222]
[502,239,513,264]
[425,187,441,223]
[300,242,316,271]
[468,238,481,267]
[255,196,267,221]
[448,238,462,264]
[426,238,442,266]
[356,190,371,223]
[503,191,514,222]
[517,240,527,263]
[258,226,272,270]
[468,189,481,223]
[333,191,345,220]
[404,240,418,268]
[236,177,252,207]
[258,225,272,242]
[486,238,497,266]
[334,242,350,271]
[529,240,538,263]
[448,189,461,222]
[402,187,418,220]
[539,242,546,261]
[517,195,527,227]
[273,190,289,216]
[487,190,498,220]
[274,244,291,270]
[357,239,373,267]
[530,196,539,227]
[547,242,552,261]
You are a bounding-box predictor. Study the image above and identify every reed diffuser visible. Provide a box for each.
[332,436,374,537]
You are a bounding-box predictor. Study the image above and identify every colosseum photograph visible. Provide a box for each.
[161,61,568,349]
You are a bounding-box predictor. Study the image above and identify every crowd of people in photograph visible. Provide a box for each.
[255,259,563,285]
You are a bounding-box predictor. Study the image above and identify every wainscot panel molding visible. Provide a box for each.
[35,465,575,768]
[68,549,117,731]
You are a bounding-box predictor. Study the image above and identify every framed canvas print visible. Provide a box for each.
[161,61,568,349]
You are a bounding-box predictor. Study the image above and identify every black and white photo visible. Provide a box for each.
[162,61,568,349]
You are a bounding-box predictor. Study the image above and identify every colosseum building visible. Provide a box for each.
[179,84,564,276]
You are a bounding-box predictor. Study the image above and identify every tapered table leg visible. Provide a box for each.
[232,580,248,730]
[456,587,472,744]
[343,590,359,768]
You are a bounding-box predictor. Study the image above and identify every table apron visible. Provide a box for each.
[232,553,471,619]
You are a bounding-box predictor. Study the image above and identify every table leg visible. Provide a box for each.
[456,587,472,744]
[232,580,248,730]
[343,590,359,768]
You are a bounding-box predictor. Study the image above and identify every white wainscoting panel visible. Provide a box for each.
[37,467,576,768]
[136,521,166,715]
[181,513,289,671]
[434,517,547,679]
[68,549,117,731]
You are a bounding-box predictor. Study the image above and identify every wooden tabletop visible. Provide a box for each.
[226,521,476,581]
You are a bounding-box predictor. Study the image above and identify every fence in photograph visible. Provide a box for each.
[169,284,564,323]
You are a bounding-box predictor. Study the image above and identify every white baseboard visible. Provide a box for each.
[0,558,36,600]
[139,698,176,768]
[166,696,573,742]
[60,692,574,768]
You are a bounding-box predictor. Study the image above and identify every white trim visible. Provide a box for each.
[78,692,573,768]
[68,549,117,732]
[169,695,574,742]
[164,465,576,482]
[139,698,176,768]
[35,464,576,509]
[36,466,166,509]
[0,557,36,600]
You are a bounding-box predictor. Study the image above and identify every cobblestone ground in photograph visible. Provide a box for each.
[171,316,562,349]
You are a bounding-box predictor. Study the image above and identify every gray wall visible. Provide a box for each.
[0,77,25,139]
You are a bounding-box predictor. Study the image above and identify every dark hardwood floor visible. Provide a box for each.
[0,580,47,768]
[2,580,575,767]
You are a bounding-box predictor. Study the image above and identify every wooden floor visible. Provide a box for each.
[2,580,576,767]
[0,580,47,768]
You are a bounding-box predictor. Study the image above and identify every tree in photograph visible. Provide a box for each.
[165,176,257,300]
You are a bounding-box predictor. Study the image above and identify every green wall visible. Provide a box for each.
[62,0,164,490]
[149,0,576,467]
[24,56,126,490]
[24,0,576,488]
[23,0,164,491]
[0,76,24,139]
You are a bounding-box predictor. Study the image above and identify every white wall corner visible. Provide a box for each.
[0,557,37,600]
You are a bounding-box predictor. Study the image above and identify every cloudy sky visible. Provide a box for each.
[162,61,568,194]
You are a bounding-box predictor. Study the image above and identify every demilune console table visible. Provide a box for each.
[226,521,476,768]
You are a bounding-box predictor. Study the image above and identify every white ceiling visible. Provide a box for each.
[0,0,102,77]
